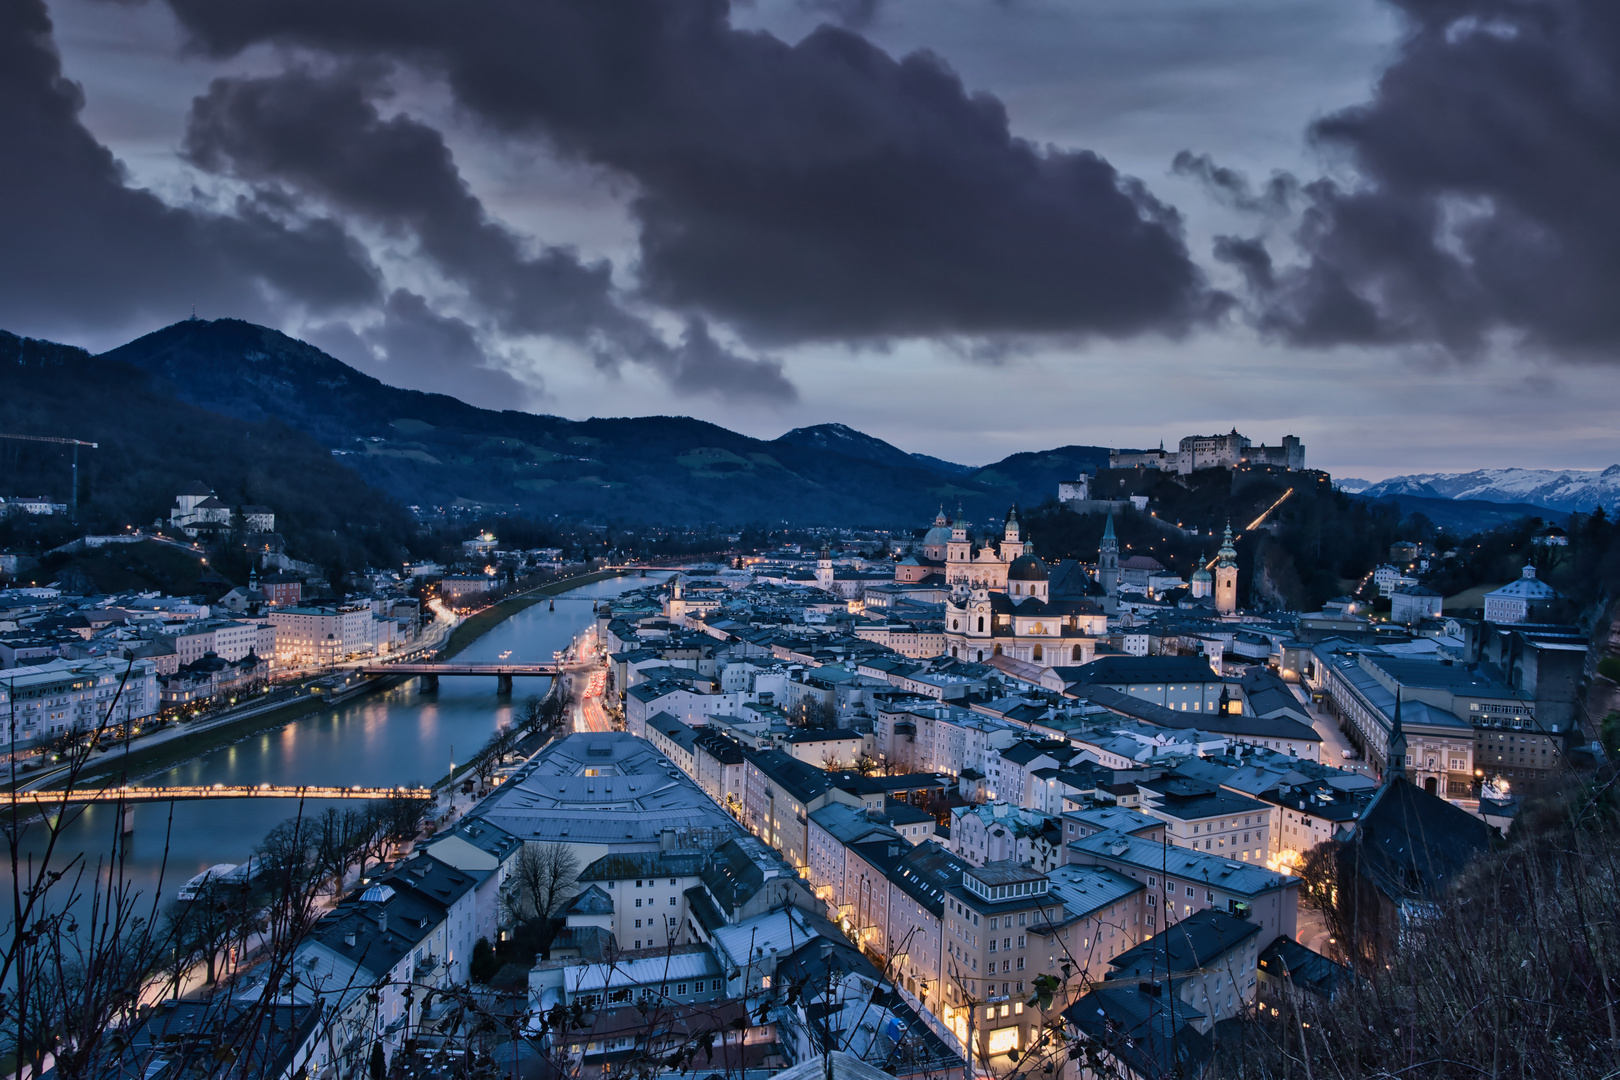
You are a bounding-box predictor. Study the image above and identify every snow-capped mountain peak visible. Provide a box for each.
[1359,466,1620,513]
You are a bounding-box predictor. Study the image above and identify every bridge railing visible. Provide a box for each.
[9,784,434,804]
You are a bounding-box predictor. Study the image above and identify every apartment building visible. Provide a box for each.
[1134,776,1272,862]
[173,617,265,665]
[692,729,748,815]
[941,862,1086,1065]
[1066,829,1300,944]
[268,604,374,667]
[0,656,159,747]
[741,749,861,872]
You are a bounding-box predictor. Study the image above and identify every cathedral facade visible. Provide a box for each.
[923,508,1108,666]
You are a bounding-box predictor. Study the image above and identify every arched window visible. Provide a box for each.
[952,620,959,630]
[977,617,985,633]
[993,644,1003,656]
[1032,644,1043,662]
[1072,645,1083,662]
[951,646,958,657]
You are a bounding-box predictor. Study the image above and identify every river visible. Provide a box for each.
[16,573,663,909]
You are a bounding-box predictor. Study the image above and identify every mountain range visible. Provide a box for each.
[78,318,1109,526]
[14,315,1609,532]
[1354,468,1620,515]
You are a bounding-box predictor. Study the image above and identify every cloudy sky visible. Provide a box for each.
[7,0,1620,479]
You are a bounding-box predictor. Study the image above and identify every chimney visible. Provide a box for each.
[378,911,388,935]
[345,931,356,947]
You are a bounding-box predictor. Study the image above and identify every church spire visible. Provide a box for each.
[1216,521,1237,565]
[1102,512,1116,542]
[1386,691,1408,784]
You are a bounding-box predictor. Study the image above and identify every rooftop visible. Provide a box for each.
[471,732,740,850]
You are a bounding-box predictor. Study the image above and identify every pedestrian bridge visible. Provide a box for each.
[11,784,433,805]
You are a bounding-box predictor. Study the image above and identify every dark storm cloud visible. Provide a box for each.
[184,65,796,404]
[1203,0,1620,355]
[1171,151,1297,218]
[362,290,534,410]
[796,0,886,31]
[153,0,1215,343]
[0,0,380,339]
[659,319,797,403]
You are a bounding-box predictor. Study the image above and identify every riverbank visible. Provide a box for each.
[59,570,632,788]
[439,568,627,658]
[54,676,410,789]
[23,569,636,793]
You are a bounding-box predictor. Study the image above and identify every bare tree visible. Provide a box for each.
[502,842,581,954]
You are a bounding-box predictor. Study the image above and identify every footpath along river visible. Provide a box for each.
[18,573,663,906]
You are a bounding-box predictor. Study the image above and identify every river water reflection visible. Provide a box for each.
[22,573,662,905]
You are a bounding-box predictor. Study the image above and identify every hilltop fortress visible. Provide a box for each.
[1110,429,1304,475]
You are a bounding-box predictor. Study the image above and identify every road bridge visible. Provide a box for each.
[357,662,559,693]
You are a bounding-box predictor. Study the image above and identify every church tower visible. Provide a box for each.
[667,574,686,620]
[947,508,972,586]
[1385,692,1409,784]
[1001,505,1026,561]
[1214,523,1238,616]
[1190,556,1212,599]
[816,542,835,592]
[1098,512,1120,609]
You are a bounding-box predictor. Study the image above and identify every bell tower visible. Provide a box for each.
[816,542,835,592]
[1001,505,1025,561]
[1214,523,1239,616]
[1098,512,1120,609]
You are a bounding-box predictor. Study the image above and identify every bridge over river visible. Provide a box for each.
[356,662,559,692]
[10,785,435,834]
[10,784,433,805]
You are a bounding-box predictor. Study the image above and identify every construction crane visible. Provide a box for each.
[0,433,99,521]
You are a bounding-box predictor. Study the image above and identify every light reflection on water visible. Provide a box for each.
[7,574,662,907]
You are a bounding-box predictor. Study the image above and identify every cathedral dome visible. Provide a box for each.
[1192,566,1212,583]
[1008,554,1049,581]
[923,524,953,547]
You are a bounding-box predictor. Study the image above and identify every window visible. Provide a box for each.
[1016,957,1025,969]
[635,899,642,907]
[635,919,642,928]
[990,918,998,930]
[1004,937,1011,950]
[669,897,677,906]
[989,939,997,952]
[636,880,642,887]
[1018,913,1027,926]
[677,983,688,995]
[1186,887,1194,898]
[669,878,677,885]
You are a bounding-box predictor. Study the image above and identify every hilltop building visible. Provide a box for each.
[1110,430,1305,475]
[1483,564,1561,624]
[169,482,232,535]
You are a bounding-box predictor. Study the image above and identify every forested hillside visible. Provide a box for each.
[0,330,416,587]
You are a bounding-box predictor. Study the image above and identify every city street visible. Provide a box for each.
[1289,681,1370,774]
